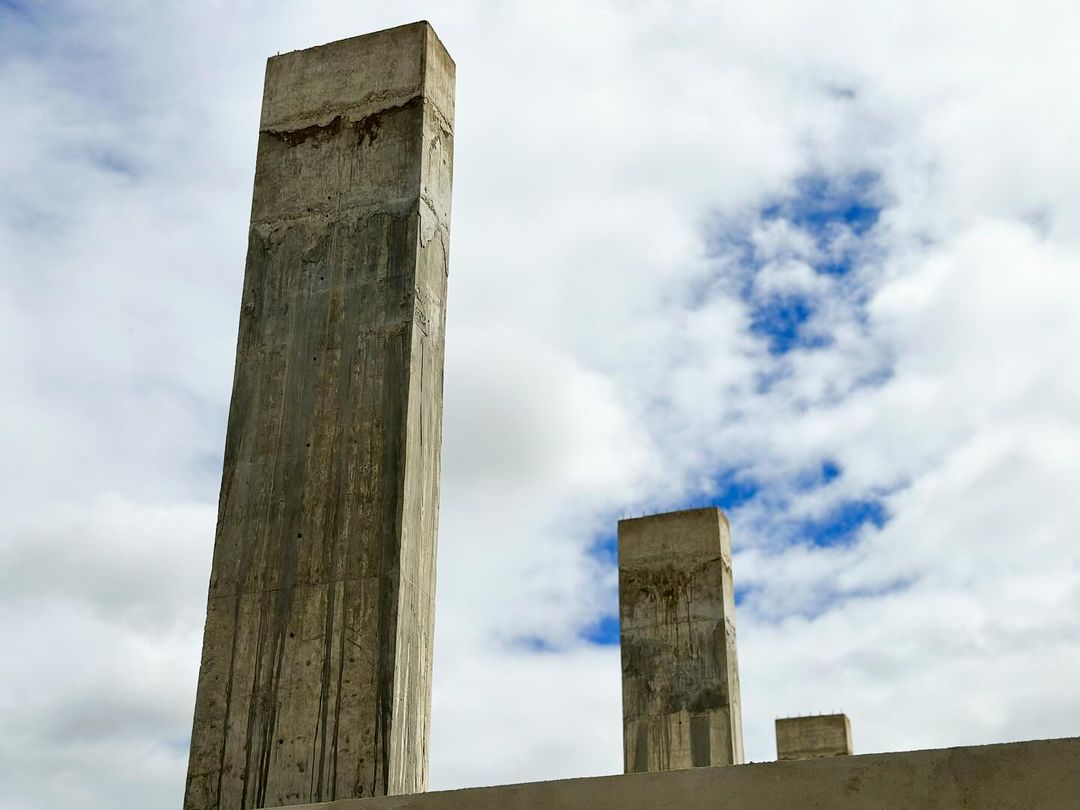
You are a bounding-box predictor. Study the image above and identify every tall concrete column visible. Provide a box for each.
[618,507,744,773]
[184,22,454,809]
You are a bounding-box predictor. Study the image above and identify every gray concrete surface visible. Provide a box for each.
[618,508,744,772]
[184,22,454,809]
[277,737,1080,810]
[777,713,854,760]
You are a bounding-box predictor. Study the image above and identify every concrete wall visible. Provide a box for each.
[184,22,454,809]
[277,738,1080,810]
[776,714,853,760]
[618,508,743,771]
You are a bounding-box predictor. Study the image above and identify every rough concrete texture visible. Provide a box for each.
[276,738,1080,810]
[618,507,744,772]
[184,22,454,810]
[776,714,854,761]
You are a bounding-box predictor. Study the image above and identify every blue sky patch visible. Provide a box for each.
[794,459,843,490]
[820,459,842,483]
[583,614,620,646]
[763,172,882,242]
[781,172,881,278]
[798,498,887,548]
[588,531,617,568]
[712,469,761,510]
[711,170,885,356]
[749,293,831,355]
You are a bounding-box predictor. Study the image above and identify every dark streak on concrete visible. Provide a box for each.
[690,714,711,767]
[353,96,424,147]
[263,116,345,147]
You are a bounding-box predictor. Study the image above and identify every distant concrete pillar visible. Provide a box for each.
[776,714,854,761]
[184,22,454,809]
[618,507,744,772]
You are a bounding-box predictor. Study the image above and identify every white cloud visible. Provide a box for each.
[2,1,1080,807]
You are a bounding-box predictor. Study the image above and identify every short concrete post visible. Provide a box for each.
[184,22,454,809]
[618,507,744,772]
[776,714,854,760]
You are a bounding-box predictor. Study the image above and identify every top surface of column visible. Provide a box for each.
[619,507,732,561]
[262,22,454,130]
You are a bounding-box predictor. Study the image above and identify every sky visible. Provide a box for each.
[2,1,1080,807]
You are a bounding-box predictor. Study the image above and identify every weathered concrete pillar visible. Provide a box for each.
[618,507,744,773]
[776,714,854,761]
[184,22,454,809]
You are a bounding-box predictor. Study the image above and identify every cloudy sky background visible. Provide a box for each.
[2,1,1080,807]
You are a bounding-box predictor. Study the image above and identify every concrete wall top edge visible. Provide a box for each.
[277,737,1080,810]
